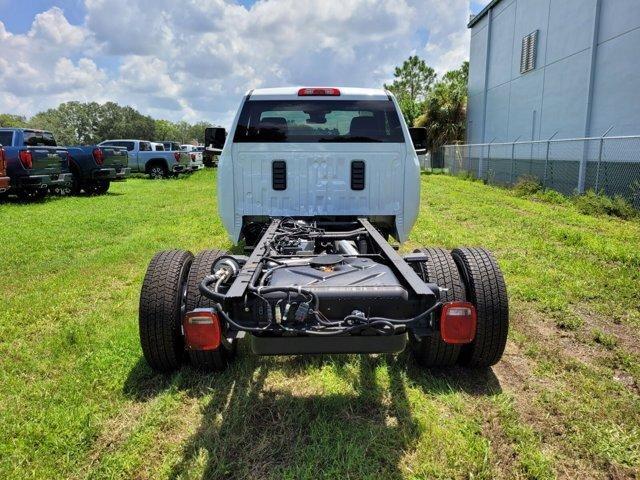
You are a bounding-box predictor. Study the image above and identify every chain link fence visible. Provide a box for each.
[438,136,640,208]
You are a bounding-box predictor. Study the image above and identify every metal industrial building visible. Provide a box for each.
[467,0,640,144]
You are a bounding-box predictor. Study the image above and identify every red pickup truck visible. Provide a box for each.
[0,145,9,194]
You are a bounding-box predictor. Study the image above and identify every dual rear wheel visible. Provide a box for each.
[139,247,508,373]
[139,249,235,373]
[409,247,509,367]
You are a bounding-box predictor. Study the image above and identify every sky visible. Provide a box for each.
[0,0,491,127]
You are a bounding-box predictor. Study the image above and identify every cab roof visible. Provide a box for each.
[247,87,391,101]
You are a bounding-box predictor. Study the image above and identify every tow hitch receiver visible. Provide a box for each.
[440,301,477,344]
[183,308,221,350]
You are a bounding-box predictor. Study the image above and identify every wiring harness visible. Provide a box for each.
[198,256,440,337]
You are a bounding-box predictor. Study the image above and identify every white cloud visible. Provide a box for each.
[0,0,471,126]
[29,6,86,46]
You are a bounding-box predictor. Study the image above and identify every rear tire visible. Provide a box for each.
[409,248,466,366]
[139,250,193,372]
[185,249,236,371]
[452,248,508,367]
[69,164,82,195]
[85,180,110,195]
[70,175,82,195]
[147,164,167,179]
[18,188,47,201]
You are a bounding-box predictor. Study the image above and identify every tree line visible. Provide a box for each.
[385,55,468,152]
[2,57,465,150]
[0,102,215,146]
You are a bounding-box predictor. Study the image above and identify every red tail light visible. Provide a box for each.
[298,87,341,96]
[174,151,180,162]
[183,309,221,350]
[0,148,5,171]
[19,150,33,169]
[440,301,477,344]
[92,148,104,165]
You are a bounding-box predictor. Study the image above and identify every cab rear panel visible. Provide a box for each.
[218,90,420,243]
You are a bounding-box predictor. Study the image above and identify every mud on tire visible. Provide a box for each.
[409,248,466,366]
[185,249,236,371]
[139,250,193,372]
[452,247,508,367]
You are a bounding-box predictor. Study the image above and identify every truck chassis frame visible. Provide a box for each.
[139,215,509,372]
[202,218,441,355]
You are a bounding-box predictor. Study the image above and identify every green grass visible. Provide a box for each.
[1,170,638,479]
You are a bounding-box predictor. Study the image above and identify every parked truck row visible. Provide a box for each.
[0,128,213,200]
[97,139,191,179]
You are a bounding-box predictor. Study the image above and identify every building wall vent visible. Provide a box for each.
[520,30,538,74]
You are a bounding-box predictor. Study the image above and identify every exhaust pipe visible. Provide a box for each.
[335,240,359,256]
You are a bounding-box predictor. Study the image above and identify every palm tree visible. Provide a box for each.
[414,62,468,152]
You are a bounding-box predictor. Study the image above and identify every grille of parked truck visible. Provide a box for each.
[98,139,190,179]
[139,87,509,372]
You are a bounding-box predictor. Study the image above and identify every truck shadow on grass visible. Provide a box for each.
[124,350,501,479]
[0,191,124,204]
[0,193,65,204]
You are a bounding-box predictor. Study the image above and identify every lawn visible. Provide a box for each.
[1,170,638,479]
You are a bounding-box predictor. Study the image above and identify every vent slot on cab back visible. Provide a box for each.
[351,160,365,190]
[272,160,287,190]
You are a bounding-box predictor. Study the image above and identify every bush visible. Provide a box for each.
[455,170,479,182]
[511,178,637,220]
[592,329,618,350]
[572,190,637,220]
[533,189,569,206]
[513,175,542,196]
[556,314,583,331]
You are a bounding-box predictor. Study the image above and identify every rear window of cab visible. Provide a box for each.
[103,141,135,151]
[0,131,13,147]
[233,100,404,143]
[23,131,57,147]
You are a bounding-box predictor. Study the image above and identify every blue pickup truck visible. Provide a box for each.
[0,128,130,197]
[67,145,130,194]
[0,128,72,199]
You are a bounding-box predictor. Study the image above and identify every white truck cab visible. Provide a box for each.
[215,87,423,243]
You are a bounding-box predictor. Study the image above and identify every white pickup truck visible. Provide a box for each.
[138,87,509,374]
[98,139,190,178]
[180,144,204,171]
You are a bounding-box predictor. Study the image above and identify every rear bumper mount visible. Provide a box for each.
[250,332,407,355]
[18,172,73,188]
[92,167,131,181]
